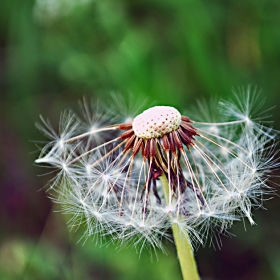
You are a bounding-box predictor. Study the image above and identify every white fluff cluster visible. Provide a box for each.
[35,91,278,252]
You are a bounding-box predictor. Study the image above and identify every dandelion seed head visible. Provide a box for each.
[93,211,101,218]
[89,124,98,132]
[102,174,110,182]
[209,125,219,134]
[59,139,64,149]
[124,116,134,123]
[35,89,278,252]
[80,199,86,206]
[133,106,181,139]
[245,116,251,124]
[163,204,176,213]
[62,162,68,172]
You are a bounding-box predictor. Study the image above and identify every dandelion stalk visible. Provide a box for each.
[160,174,200,280]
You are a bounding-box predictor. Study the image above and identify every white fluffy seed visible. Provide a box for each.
[132,106,181,139]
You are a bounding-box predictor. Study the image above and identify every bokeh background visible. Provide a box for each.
[1,0,280,279]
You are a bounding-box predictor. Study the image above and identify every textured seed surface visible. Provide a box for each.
[133,106,181,139]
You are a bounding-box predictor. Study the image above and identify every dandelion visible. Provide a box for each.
[35,88,278,280]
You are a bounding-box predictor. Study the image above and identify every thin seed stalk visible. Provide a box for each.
[160,174,200,280]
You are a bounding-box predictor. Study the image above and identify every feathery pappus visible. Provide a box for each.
[35,89,278,252]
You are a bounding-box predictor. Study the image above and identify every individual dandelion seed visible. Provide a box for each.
[35,90,278,280]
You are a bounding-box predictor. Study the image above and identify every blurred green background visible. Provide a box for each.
[1,0,280,279]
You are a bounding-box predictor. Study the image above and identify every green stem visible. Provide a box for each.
[160,174,200,280]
